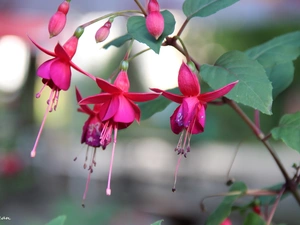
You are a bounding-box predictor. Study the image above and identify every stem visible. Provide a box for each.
[124,39,135,60]
[254,110,260,130]
[128,48,151,62]
[80,10,142,28]
[174,36,191,62]
[266,186,286,225]
[134,0,147,16]
[224,97,300,206]
[176,18,190,37]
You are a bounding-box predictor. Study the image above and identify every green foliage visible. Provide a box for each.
[139,87,180,120]
[243,212,266,225]
[103,34,132,49]
[246,31,300,98]
[151,220,164,225]
[45,216,66,225]
[257,183,288,206]
[127,10,175,54]
[271,111,300,152]
[201,51,273,115]
[183,0,239,19]
[206,182,247,225]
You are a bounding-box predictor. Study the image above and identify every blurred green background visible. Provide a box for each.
[0,0,300,224]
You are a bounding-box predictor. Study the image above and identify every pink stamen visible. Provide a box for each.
[83,147,89,169]
[31,90,55,158]
[82,170,91,208]
[106,126,118,196]
[172,154,183,192]
[35,81,49,98]
[54,91,60,111]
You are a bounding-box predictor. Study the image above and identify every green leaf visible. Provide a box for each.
[127,10,175,54]
[246,31,300,98]
[183,0,239,19]
[151,220,164,225]
[139,87,180,120]
[45,216,66,225]
[243,212,266,225]
[271,112,300,152]
[201,51,273,115]
[206,181,247,225]
[103,34,132,49]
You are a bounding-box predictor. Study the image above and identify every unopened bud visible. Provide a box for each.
[48,1,70,38]
[146,11,164,40]
[147,0,160,12]
[95,21,112,43]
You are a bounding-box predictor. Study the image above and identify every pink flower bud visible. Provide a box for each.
[63,36,78,58]
[146,11,164,40]
[147,0,160,12]
[95,21,112,43]
[48,1,70,38]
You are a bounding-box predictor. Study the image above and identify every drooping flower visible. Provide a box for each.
[79,64,159,196]
[75,87,103,207]
[145,0,164,40]
[29,28,95,158]
[151,62,238,191]
[95,18,113,43]
[48,0,70,37]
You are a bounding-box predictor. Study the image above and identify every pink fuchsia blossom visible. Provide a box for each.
[79,67,159,196]
[48,0,70,37]
[29,33,95,158]
[146,0,164,40]
[221,218,232,225]
[151,62,238,191]
[75,87,103,207]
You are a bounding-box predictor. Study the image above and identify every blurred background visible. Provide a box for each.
[0,0,300,224]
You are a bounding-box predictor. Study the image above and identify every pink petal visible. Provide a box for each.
[54,43,70,61]
[102,96,120,121]
[170,106,185,134]
[37,59,55,79]
[190,104,206,134]
[150,88,183,104]
[113,95,136,123]
[79,93,112,105]
[96,78,121,93]
[181,97,199,127]
[113,70,130,92]
[75,87,94,115]
[28,36,56,57]
[49,60,71,91]
[199,81,238,102]
[178,62,200,96]
[69,61,96,81]
[129,99,141,122]
[125,92,160,102]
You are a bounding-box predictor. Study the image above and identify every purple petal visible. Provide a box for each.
[170,106,185,134]
[199,81,238,102]
[49,60,71,91]
[178,62,200,96]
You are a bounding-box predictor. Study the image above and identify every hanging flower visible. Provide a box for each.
[29,27,95,158]
[79,64,159,196]
[151,62,238,191]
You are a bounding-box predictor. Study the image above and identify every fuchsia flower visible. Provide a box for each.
[146,0,164,40]
[48,0,70,37]
[29,31,95,158]
[79,65,159,196]
[151,62,238,191]
[221,218,232,225]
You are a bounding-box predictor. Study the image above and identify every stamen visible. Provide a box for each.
[175,132,184,152]
[83,147,90,169]
[31,90,55,158]
[172,154,183,192]
[82,170,92,208]
[54,90,60,111]
[35,82,48,98]
[106,126,118,196]
[92,148,97,167]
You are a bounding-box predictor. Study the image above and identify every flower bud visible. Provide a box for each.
[146,0,164,40]
[95,21,112,43]
[48,0,70,38]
